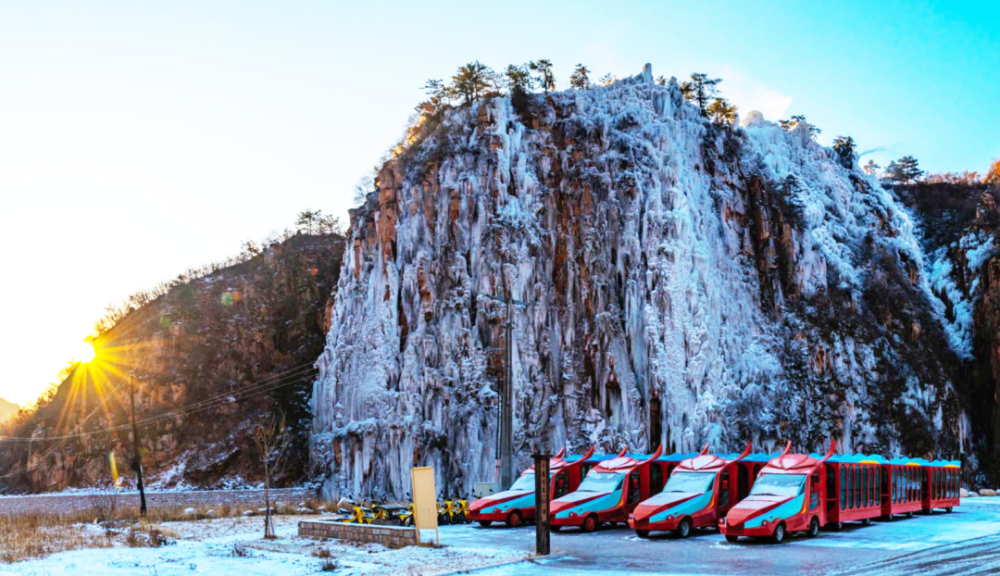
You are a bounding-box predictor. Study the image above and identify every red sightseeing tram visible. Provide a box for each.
[922,459,961,514]
[825,454,885,528]
[628,442,754,538]
[550,446,664,532]
[469,447,596,527]
[882,457,925,519]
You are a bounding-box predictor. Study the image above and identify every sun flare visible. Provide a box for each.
[74,339,97,364]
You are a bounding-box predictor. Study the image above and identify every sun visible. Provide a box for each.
[74,339,97,364]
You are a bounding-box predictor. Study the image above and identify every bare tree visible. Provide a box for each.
[252,413,292,539]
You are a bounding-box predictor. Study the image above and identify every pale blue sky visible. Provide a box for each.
[1,0,997,405]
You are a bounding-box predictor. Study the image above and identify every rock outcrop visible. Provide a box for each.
[311,68,969,499]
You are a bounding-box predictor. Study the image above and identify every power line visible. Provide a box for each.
[0,362,318,480]
[0,362,316,442]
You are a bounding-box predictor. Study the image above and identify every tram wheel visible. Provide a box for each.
[771,523,786,544]
[675,518,692,539]
[582,515,598,533]
[807,517,820,538]
[506,511,522,528]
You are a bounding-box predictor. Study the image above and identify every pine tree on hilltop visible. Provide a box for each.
[679,73,721,115]
[883,156,924,184]
[570,64,591,89]
[862,159,880,176]
[504,64,534,113]
[452,61,494,105]
[779,115,821,140]
[706,98,737,125]
[530,59,556,93]
[832,136,856,169]
[896,155,924,184]
[421,79,452,112]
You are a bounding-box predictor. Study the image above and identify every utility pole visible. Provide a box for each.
[128,371,147,516]
[478,292,524,490]
[500,299,514,490]
[533,452,551,555]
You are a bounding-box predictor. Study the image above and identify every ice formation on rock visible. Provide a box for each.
[311,68,965,499]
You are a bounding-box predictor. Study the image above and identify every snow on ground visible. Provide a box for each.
[0,516,527,576]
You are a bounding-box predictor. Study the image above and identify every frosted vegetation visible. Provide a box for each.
[311,65,967,499]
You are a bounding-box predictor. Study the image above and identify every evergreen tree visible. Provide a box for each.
[862,159,880,176]
[832,136,856,168]
[529,59,556,93]
[504,64,534,113]
[421,79,452,110]
[655,75,667,86]
[679,73,721,115]
[706,98,737,125]
[779,115,821,139]
[452,61,494,105]
[895,155,924,183]
[296,210,319,234]
[598,73,616,86]
[569,64,591,89]
[883,160,902,183]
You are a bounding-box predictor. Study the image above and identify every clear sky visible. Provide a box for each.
[1,0,997,406]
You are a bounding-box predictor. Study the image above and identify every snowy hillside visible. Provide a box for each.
[311,65,967,499]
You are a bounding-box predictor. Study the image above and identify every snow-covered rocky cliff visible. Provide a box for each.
[311,66,968,499]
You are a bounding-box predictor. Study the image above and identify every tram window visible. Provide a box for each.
[864,466,871,507]
[892,468,897,504]
[908,467,913,502]
[738,464,750,500]
[855,466,862,509]
[650,464,664,495]
[840,467,847,510]
[719,469,731,508]
[869,467,875,507]
[554,471,570,497]
[627,471,641,504]
[809,471,820,511]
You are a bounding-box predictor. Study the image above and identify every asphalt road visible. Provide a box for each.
[439,498,1000,575]
[0,488,316,516]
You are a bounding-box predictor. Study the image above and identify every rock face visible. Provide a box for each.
[311,70,971,499]
[902,182,1000,484]
[0,233,345,492]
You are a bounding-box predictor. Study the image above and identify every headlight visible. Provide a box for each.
[666,514,674,520]
[763,520,769,526]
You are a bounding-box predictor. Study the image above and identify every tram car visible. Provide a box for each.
[628,442,755,538]
[550,446,664,533]
[468,446,595,528]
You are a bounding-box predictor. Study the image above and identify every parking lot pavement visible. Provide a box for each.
[440,499,1000,575]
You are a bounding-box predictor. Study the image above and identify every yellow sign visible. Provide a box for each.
[411,466,438,545]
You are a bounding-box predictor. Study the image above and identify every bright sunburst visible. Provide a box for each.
[73,339,97,364]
